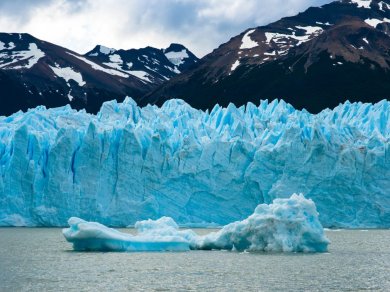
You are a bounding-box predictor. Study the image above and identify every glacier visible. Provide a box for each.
[63,194,330,253]
[0,97,389,228]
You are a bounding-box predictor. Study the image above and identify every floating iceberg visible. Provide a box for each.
[63,194,330,252]
[0,98,389,228]
[63,217,191,252]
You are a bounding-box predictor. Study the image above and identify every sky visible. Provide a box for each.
[0,0,332,57]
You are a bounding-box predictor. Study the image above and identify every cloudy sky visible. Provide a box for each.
[0,0,332,57]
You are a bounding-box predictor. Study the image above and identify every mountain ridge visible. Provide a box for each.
[84,42,198,84]
[0,33,198,115]
[143,0,390,113]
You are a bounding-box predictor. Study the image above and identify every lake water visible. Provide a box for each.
[0,228,389,291]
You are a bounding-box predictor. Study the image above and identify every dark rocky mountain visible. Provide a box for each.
[85,43,198,84]
[144,0,390,113]
[0,34,198,116]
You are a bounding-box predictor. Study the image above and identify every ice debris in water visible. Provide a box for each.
[63,194,330,253]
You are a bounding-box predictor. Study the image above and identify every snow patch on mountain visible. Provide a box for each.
[127,70,152,83]
[316,21,332,26]
[67,90,75,102]
[264,51,277,56]
[165,49,189,66]
[350,0,372,9]
[67,52,129,78]
[265,26,323,48]
[103,54,124,71]
[109,54,121,63]
[240,29,259,50]
[364,17,390,27]
[102,54,152,83]
[0,43,44,70]
[0,41,15,50]
[99,45,116,55]
[231,60,240,71]
[49,63,86,87]
[295,26,323,35]
[7,42,15,50]
[378,1,390,11]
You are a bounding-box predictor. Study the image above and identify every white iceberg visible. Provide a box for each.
[63,194,330,253]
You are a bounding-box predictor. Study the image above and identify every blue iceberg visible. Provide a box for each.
[0,98,389,228]
[63,217,192,252]
[63,194,330,252]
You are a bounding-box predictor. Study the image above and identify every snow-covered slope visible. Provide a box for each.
[0,33,198,116]
[0,33,154,116]
[146,0,390,113]
[0,98,389,228]
[85,43,198,84]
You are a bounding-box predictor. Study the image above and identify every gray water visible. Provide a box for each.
[0,229,389,292]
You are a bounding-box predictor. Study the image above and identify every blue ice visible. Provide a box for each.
[0,98,389,228]
[63,194,330,253]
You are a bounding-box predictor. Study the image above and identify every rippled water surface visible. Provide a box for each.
[0,228,389,291]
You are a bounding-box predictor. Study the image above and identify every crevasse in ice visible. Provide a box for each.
[0,97,389,227]
[63,194,330,252]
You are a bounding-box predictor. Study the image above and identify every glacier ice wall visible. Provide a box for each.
[0,97,389,227]
[63,194,329,253]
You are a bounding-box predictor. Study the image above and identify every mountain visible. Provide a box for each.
[144,0,390,113]
[0,34,198,116]
[85,43,198,84]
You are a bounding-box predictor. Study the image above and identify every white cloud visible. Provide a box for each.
[0,0,332,57]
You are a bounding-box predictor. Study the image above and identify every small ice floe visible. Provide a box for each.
[63,194,330,253]
[63,217,192,252]
[324,228,343,232]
